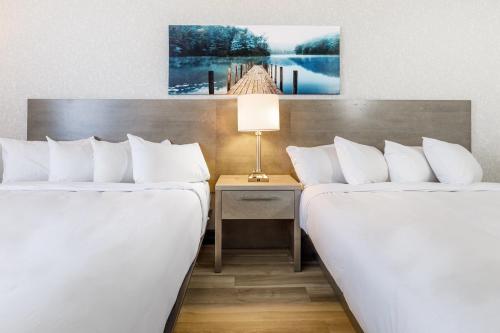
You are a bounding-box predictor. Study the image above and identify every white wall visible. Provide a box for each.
[1,0,500,179]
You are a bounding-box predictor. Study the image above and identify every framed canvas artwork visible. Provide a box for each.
[168,25,340,95]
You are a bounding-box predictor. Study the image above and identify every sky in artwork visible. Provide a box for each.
[237,25,340,52]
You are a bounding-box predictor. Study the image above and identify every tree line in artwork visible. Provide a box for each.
[294,34,340,55]
[169,25,340,57]
[169,25,271,57]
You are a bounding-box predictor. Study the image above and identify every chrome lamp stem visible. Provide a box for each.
[248,130,269,182]
[255,130,262,173]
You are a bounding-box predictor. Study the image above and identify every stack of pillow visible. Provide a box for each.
[287,136,483,187]
[0,134,210,184]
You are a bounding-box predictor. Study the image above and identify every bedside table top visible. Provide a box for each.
[216,175,302,191]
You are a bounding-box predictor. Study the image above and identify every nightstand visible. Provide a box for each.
[214,175,302,273]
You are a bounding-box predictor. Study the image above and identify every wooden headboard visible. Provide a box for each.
[28,99,471,188]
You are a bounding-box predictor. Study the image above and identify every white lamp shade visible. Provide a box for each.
[237,94,280,132]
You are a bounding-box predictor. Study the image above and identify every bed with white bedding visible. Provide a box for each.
[0,181,209,333]
[301,182,500,333]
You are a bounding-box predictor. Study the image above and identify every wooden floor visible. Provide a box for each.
[227,65,282,95]
[174,246,356,333]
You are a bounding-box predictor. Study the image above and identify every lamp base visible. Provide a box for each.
[248,172,269,182]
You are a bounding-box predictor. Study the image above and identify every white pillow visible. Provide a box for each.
[422,137,482,184]
[92,139,171,183]
[0,138,49,182]
[47,137,95,182]
[127,134,210,183]
[286,144,345,186]
[384,141,436,183]
[92,140,134,183]
[334,136,388,185]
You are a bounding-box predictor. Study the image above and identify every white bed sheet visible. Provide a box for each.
[0,181,209,333]
[301,182,500,333]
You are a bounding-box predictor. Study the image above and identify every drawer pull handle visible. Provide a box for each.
[240,196,279,201]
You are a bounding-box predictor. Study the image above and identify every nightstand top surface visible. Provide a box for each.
[216,175,302,190]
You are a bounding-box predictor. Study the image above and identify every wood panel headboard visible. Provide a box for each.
[28,99,471,188]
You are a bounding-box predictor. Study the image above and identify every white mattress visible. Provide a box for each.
[301,182,500,333]
[0,181,210,333]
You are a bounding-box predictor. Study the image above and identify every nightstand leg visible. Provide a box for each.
[215,190,222,273]
[294,189,301,272]
[293,217,301,272]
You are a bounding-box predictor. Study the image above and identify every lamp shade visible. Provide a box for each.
[237,94,280,132]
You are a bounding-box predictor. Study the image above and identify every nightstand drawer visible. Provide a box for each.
[222,190,295,220]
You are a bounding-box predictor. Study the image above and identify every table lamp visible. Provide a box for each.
[237,94,280,182]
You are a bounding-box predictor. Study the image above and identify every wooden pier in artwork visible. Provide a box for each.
[207,63,299,95]
[227,65,282,95]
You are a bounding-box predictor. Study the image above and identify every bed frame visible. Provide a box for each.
[315,246,365,333]
[163,234,204,333]
[27,98,471,331]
